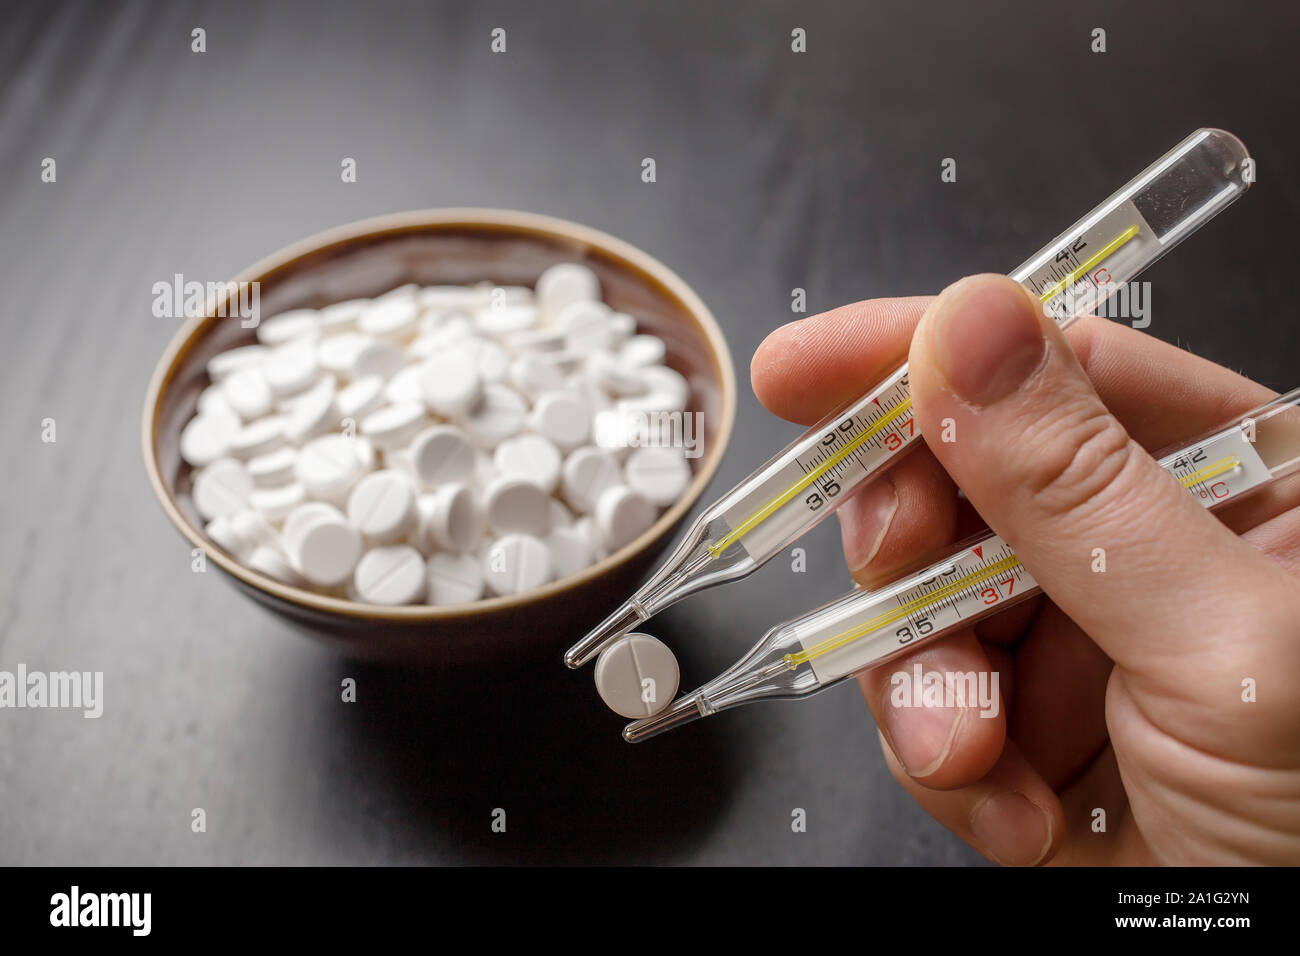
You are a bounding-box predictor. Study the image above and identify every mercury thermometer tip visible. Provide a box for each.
[624,695,709,743]
[565,599,646,668]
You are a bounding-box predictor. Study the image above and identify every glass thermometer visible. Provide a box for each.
[625,388,1300,741]
[567,128,1252,669]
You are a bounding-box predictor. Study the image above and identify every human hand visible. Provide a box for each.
[751,274,1300,865]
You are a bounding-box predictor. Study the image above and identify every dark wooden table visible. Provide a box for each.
[2,0,1296,865]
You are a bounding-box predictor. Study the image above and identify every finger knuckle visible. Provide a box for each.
[1019,406,1139,521]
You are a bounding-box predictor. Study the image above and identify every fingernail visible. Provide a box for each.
[970,791,1052,866]
[880,685,962,778]
[838,476,897,571]
[929,276,1046,406]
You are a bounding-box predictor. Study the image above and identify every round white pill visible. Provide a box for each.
[247,546,304,586]
[360,401,427,451]
[384,365,425,404]
[205,515,250,559]
[354,545,426,605]
[482,533,552,596]
[358,296,420,341]
[547,524,592,579]
[464,384,528,447]
[560,447,624,514]
[426,551,484,605]
[450,336,509,383]
[229,508,280,552]
[282,502,345,554]
[607,312,637,345]
[417,483,482,553]
[506,328,566,353]
[620,334,667,368]
[317,333,373,376]
[621,365,689,412]
[319,298,368,332]
[549,498,574,528]
[530,390,590,451]
[263,343,320,397]
[247,446,299,488]
[197,382,237,419]
[475,450,500,485]
[180,411,241,467]
[192,457,252,521]
[347,469,417,543]
[624,446,691,506]
[249,481,305,523]
[483,475,552,536]
[593,633,680,718]
[587,351,648,397]
[536,262,600,316]
[336,375,386,421]
[493,434,562,495]
[283,375,339,442]
[229,416,287,460]
[296,434,368,503]
[291,516,362,587]
[407,425,476,487]
[257,309,321,347]
[350,339,407,381]
[419,352,482,417]
[207,345,268,382]
[558,301,615,353]
[509,353,566,399]
[420,285,490,311]
[595,485,657,552]
[221,367,274,420]
[475,303,537,336]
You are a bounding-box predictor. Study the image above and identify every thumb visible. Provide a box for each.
[906,274,1290,677]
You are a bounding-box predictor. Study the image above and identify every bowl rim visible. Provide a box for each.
[141,207,737,621]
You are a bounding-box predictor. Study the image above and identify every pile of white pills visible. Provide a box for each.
[180,263,695,605]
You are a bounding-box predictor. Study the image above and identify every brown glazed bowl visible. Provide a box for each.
[142,209,735,664]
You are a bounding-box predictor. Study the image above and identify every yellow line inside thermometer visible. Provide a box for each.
[707,226,1143,561]
[783,453,1240,671]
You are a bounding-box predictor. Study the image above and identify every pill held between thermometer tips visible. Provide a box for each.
[594,633,680,719]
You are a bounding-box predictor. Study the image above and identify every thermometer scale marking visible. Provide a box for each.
[709,225,1144,562]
